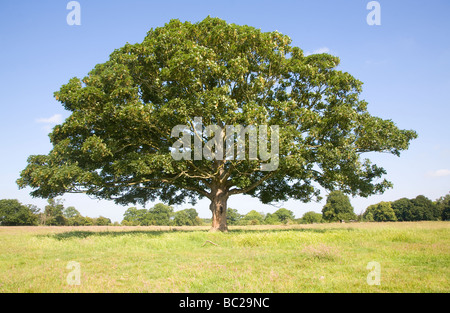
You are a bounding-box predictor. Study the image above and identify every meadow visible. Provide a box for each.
[0,222,448,293]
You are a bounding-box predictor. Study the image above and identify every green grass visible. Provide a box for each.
[0,222,449,292]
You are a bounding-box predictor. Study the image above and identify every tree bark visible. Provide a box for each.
[209,186,229,232]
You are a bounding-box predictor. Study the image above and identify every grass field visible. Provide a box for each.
[0,222,448,293]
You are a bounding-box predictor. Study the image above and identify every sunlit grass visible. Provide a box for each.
[0,222,448,292]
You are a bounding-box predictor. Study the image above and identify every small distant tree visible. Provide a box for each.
[322,191,356,222]
[148,203,173,225]
[84,216,95,226]
[66,215,89,226]
[226,208,242,226]
[363,202,397,222]
[94,216,111,226]
[122,207,146,225]
[363,210,374,222]
[436,194,450,221]
[26,204,41,217]
[411,195,439,221]
[391,198,412,221]
[44,198,66,225]
[173,208,201,226]
[273,208,295,224]
[174,210,191,226]
[184,208,201,225]
[241,210,265,225]
[63,206,81,219]
[63,206,85,226]
[264,213,281,225]
[301,211,323,224]
[0,199,38,226]
[363,204,376,222]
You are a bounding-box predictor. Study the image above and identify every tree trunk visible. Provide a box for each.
[209,187,229,232]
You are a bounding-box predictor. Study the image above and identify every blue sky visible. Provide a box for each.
[0,0,449,222]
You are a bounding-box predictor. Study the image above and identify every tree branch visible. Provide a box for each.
[228,171,276,195]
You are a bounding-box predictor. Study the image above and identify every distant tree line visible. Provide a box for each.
[0,198,112,226]
[1,192,449,226]
[225,208,296,226]
[318,191,450,223]
[362,194,450,222]
[121,203,202,226]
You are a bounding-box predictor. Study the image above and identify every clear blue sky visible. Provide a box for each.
[1,0,449,222]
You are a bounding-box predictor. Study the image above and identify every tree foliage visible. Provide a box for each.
[321,190,356,222]
[241,210,265,225]
[0,199,38,226]
[43,198,66,225]
[264,213,281,225]
[273,208,295,224]
[63,206,81,219]
[122,207,146,225]
[363,201,397,222]
[226,208,242,225]
[301,211,323,224]
[436,194,450,221]
[95,216,112,226]
[149,203,174,225]
[122,203,202,226]
[122,203,175,225]
[390,198,412,222]
[173,208,202,226]
[391,196,439,221]
[411,195,440,221]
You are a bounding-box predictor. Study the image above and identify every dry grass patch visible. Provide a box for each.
[302,244,341,261]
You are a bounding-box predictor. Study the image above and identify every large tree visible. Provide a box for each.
[17,17,417,231]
